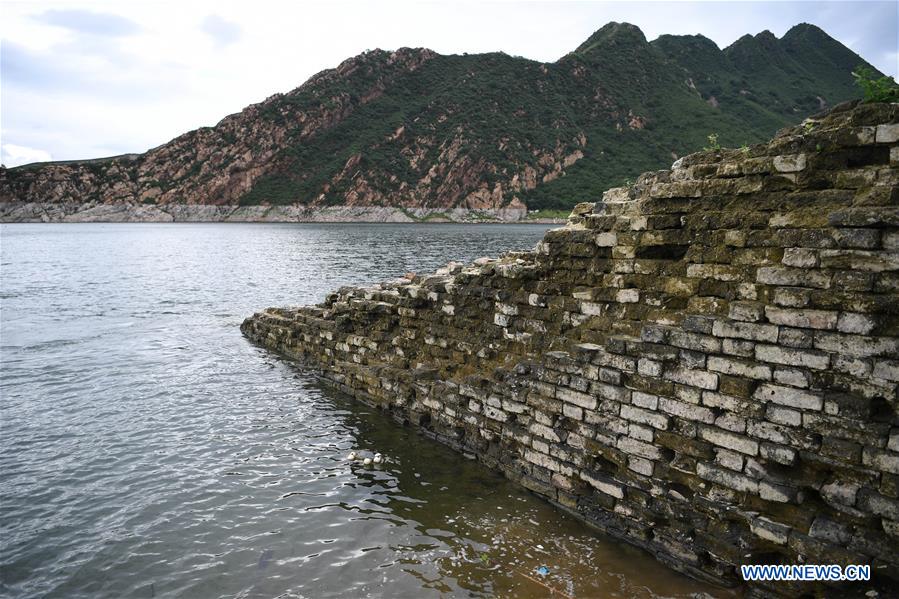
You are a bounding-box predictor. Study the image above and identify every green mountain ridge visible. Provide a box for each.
[0,22,882,214]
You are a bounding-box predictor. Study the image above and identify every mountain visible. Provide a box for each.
[0,22,882,220]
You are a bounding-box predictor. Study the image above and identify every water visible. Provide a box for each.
[0,223,724,598]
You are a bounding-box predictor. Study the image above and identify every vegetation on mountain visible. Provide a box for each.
[0,22,883,213]
[852,66,899,103]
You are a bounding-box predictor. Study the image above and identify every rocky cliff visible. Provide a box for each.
[1,23,883,222]
[241,101,899,594]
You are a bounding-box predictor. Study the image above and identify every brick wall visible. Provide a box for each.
[242,101,899,594]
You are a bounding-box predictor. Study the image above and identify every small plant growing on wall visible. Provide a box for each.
[703,133,720,152]
[852,66,899,103]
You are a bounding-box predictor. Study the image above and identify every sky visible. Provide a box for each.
[1,0,896,167]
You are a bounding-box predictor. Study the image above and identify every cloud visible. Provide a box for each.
[201,15,241,47]
[2,144,53,167]
[35,9,141,37]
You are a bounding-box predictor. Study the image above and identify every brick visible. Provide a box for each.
[836,312,877,335]
[712,319,779,342]
[715,448,744,471]
[862,448,899,475]
[729,301,765,322]
[708,355,772,380]
[782,248,818,268]
[773,367,809,388]
[637,358,663,377]
[664,365,718,390]
[814,332,899,358]
[580,471,625,498]
[766,405,801,427]
[686,263,743,281]
[628,456,654,476]
[876,123,899,143]
[759,443,797,465]
[669,330,721,353]
[777,327,813,349]
[819,249,899,272]
[756,266,831,289]
[631,391,659,410]
[773,153,807,172]
[750,517,791,545]
[699,426,759,455]
[617,436,664,460]
[562,404,583,420]
[621,404,670,430]
[821,480,859,506]
[722,338,755,357]
[764,307,838,330]
[875,360,899,382]
[595,232,617,247]
[659,397,715,423]
[556,387,597,410]
[715,413,747,433]
[760,481,800,503]
[698,462,759,493]
[755,344,830,370]
[753,384,823,411]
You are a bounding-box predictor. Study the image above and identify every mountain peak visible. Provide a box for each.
[575,22,647,54]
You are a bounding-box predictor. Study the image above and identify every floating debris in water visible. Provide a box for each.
[536,566,550,576]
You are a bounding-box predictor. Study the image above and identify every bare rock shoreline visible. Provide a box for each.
[0,202,561,224]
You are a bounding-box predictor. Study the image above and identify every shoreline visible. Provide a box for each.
[0,202,566,224]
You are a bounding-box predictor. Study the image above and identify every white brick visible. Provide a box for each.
[580,471,625,498]
[708,356,772,380]
[773,153,807,172]
[754,384,823,411]
[876,123,899,143]
[765,307,837,330]
[697,462,758,493]
[556,388,597,410]
[837,312,877,335]
[715,448,745,471]
[616,288,640,303]
[665,365,718,390]
[755,344,830,370]
[580,301,605,316]
[773,367,809,388]
[782,248,818,268]
[626,396,657,417]
[495,302,518,315]
[712,319,779,342]
[659,397,715,423]
[595,232,617,247]
[750,517,790,545]
[699,426,759,455]
[621,404,670,430]
[766,405,801,427]
[628,456,654,476]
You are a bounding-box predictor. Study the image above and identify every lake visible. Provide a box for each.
[0,223,723,598]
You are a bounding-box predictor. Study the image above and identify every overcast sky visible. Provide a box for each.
[1,0,896,167]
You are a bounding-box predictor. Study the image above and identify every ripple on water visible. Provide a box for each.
[1,223,731,599]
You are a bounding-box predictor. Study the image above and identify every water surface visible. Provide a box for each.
[1,223,724,598]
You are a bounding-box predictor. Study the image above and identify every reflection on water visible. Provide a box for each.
[0,223,728,598]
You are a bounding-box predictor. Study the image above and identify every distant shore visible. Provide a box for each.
[0,202,567,224]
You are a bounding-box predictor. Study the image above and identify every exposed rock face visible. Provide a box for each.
[1,22,882,221]
[241,102,899,594]
[0,202,527,224]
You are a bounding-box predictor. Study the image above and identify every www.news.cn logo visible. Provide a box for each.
[741,564,871,582]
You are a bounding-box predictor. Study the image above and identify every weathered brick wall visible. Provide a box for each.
[242,101,899,595]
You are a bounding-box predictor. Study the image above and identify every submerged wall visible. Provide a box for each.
[242,101,899,594]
